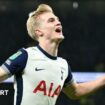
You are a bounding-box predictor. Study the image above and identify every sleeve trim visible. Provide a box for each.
[1,64,12,77]
[64,78,75,87]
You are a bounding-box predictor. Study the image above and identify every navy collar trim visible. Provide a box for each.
[37,45,57,60]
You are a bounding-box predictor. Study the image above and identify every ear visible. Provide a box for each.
[35,30,43,37]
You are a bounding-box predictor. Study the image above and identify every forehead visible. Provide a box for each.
[39,12,58,21]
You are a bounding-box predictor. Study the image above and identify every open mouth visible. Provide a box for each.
[55,27,62,33]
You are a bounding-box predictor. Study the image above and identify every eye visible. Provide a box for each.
[48,18,55,23]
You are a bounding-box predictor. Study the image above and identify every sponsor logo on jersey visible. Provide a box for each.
[33,80,61,98]
[9,51,22,60]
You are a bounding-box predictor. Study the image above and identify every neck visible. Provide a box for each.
[39,41,60,57]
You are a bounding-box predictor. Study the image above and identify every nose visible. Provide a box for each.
[56,20,61,26]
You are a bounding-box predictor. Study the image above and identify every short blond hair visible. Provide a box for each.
[26,4,53,40]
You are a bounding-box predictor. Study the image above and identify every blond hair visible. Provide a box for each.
[26,4,53,40]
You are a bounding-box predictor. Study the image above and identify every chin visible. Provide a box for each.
[59,37,64,42]
[58,35,65,40]
[55,36,64,43]
[52,34,64,42]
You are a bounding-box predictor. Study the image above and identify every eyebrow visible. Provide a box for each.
[47,16,60,22]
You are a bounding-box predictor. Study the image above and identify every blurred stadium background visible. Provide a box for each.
[0,0,105,105]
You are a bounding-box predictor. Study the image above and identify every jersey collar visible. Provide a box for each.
[37,45,57,60]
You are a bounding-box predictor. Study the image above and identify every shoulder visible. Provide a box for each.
[57,57,68,66]
[9,48,28,61]
[25,46,45,59]
[1,48,28,75]
[25,46,38,55]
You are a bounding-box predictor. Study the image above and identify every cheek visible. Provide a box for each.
[46,28,54,35]
[42,26,55,37]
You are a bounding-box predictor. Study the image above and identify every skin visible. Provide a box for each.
[0,12,105,100]
[35,12,64,57]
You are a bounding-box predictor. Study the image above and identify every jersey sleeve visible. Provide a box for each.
[64,64,74,87]
[1,48,28,77]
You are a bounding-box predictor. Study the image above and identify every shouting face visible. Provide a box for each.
[36,12,64,43]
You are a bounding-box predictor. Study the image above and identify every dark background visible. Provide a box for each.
[0,0,105,105]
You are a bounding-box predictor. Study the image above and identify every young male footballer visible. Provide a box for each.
[0,4,105,105]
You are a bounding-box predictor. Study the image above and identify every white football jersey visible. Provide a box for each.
[1,45,73,105]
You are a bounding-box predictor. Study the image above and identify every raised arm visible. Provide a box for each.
[63,76,105,99]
